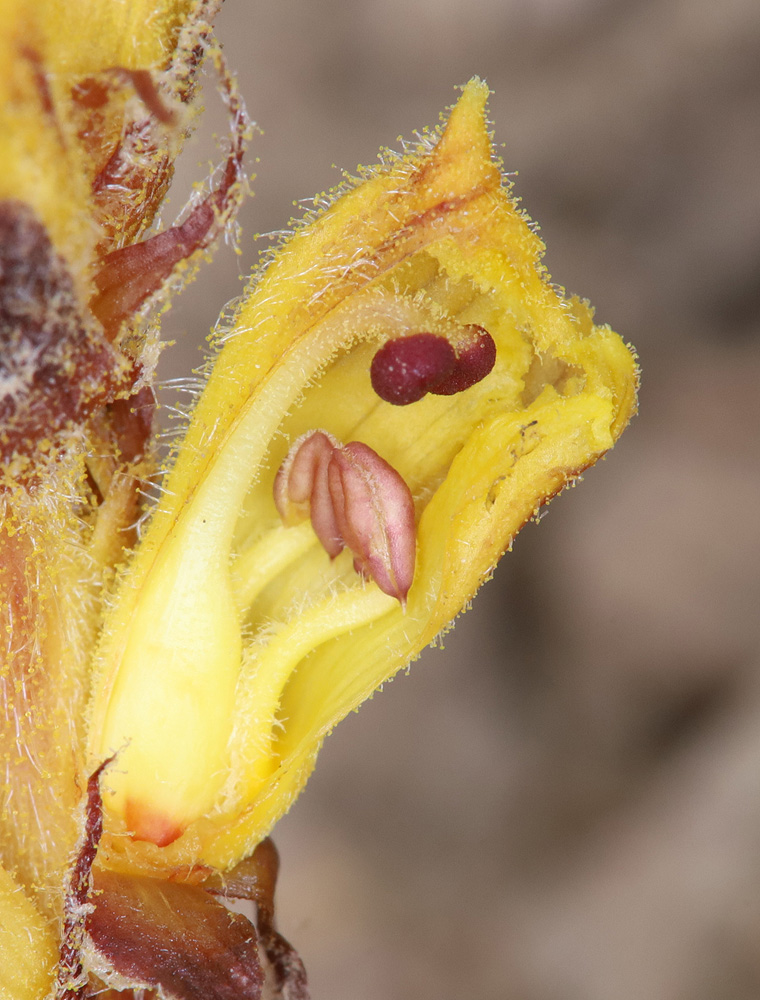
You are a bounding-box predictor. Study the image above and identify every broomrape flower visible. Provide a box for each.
[0,0,638,997]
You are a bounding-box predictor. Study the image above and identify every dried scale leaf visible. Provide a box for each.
[48,759,274,1000]
[54,758,112,1000]
[0,201,125,468]
[86,80,638,879]
[86,871,265,1000]
[0,0,223,294]
[204,840,310,1000]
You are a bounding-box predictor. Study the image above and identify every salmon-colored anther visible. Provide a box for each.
[274,433,416,603]
[328,441,416,605]
[273,430,343,556]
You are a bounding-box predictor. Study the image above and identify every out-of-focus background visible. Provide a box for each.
[164,2,760,997]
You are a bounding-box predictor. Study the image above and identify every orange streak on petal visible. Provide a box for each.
[125,800,184,848]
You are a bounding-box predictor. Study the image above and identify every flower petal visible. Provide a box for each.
[87,79,638,872]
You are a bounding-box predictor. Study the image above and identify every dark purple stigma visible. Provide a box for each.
[370,326,497,405]
[370,332,456,405]
[430,325,497,396]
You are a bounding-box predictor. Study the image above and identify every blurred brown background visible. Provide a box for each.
[163,1,760,997]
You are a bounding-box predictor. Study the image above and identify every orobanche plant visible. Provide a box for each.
[0,1,637,997]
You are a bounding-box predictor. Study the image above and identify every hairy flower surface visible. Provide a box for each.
[88,79,637,871]
[0,1,638,996]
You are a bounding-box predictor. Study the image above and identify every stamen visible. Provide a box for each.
[273,429,343,557]
[328,442,416,605]
[273,433,416,603]
[309,439,344,560]
[273,429,340,527]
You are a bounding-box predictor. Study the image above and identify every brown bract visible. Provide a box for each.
[0,202,125,468]
[87,872,265,1000]
[49,757,304,1000]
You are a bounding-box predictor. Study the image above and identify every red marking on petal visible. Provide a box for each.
[430,324,496,395]
[125,799,185,847]
[328,441,416,604]
[71,76,110,110]
[121,68,177,125]
[370,332,455,405]
[19,46,66,148]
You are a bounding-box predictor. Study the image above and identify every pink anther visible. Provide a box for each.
[328,442,416,605]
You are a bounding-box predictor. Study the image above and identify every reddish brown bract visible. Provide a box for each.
[0,202,126,467]
[86,871,264,1000]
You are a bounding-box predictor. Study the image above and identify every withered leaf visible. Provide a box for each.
[87,870,264,1000]
[204,840,310,1000]
[0,201,126,466]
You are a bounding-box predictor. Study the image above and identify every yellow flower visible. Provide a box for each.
[88,78,637,873]
[0,0,637,995]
